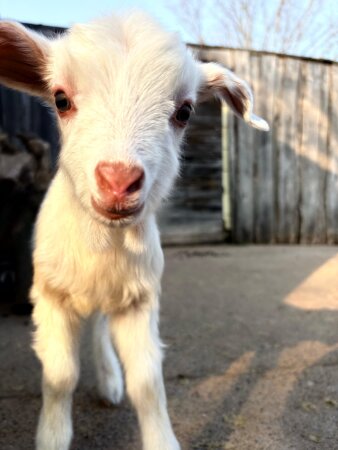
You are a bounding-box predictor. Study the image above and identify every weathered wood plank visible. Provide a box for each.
[222,50,237,236]
[274,57,302,243]
[319,64,331,243]
[231,50,255,243]
[325,65,338,243]
[251,54,276,243]
[299,61,329,243]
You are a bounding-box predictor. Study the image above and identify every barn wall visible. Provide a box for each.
[196,47,338,243]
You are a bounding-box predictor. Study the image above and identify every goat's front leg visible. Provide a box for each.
[32,296,82,450]
[111,302,180,450]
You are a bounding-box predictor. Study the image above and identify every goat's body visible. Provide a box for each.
[31,169,177,450]
[31,173,174,450]
[31,170,163,318]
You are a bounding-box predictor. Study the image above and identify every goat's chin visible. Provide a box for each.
[88,198,145,228]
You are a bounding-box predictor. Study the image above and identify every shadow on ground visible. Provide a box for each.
[1,245,338,449]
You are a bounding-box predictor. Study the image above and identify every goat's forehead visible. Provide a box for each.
[49,14,201,101]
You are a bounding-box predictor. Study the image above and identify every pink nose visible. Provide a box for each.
[95,162,144,203]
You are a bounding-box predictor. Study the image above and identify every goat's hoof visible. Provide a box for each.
[98,378,124,406]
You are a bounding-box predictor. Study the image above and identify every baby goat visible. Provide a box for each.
[0,12,268,450]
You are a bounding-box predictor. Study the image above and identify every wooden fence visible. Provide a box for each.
[196,46,338,244]
[0,24,337,244]
[158,99,224,243]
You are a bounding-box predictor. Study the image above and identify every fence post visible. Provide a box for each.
[222,105,231,233]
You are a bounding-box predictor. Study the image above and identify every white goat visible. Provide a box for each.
[0,12,268,450]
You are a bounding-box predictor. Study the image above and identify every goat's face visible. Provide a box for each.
[49,15,203,226]
[0,13,268,227]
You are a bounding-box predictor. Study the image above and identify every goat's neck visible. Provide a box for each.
[51,168,153,255]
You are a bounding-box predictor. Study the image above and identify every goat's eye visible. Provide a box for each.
[174,103,193,126]
[54,90,72,113]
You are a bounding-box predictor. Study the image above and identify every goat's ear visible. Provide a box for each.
[198,62,269,131]
[0,21,50,98]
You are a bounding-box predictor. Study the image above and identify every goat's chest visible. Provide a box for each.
[34,188,163,316]
[65,247,158,316]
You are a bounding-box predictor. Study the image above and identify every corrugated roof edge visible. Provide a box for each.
[188,43,337,66]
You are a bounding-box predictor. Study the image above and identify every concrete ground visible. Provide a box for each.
[1,245,338,450]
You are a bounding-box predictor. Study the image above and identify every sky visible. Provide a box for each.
[0,0,191,39]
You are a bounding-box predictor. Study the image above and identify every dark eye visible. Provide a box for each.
[174,103,193,126]
[54,90,72,113]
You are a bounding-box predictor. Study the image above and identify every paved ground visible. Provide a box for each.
[1,245,338,450]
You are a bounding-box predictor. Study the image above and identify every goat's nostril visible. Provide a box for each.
[126,172,144,194]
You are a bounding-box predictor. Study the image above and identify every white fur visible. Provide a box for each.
[92,313,124,405]
[0,11,268,450]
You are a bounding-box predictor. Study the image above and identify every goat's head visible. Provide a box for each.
[0,13,268,227]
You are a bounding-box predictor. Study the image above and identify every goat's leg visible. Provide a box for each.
[32,298,82,450]
[111,304,180,450]
[92,312,124,405]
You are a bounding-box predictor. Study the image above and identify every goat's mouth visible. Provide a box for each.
[91,197,144,221]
